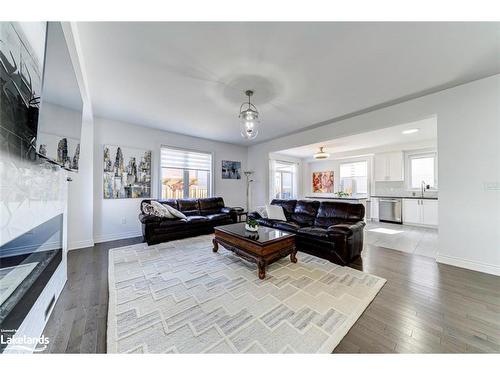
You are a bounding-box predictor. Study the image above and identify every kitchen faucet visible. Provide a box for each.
[421,180,426,198]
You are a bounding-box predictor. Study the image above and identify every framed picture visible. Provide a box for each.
[312,171,334,193]
[222,160,241,179]
[103,145,152,199]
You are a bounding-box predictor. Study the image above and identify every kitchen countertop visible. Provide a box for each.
[304,196,368,201]
[370,195,438,200]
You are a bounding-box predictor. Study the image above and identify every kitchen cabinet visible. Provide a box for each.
[402,199,420,224]
[403,198,438,226]
[422,199,438,226]
[373,156,387,182]
[370,198,379,220]
[374,152,404,181]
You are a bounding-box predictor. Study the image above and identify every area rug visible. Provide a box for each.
[107,235,386,353]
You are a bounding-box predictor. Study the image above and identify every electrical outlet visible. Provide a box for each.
[484,181,500,191]
[121,218,127,225]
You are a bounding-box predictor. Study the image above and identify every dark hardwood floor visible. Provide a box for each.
[38,237,142,354]
[39,237,500,353]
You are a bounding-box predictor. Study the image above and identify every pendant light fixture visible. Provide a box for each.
[313,146,330,160]
[239,90,260,140]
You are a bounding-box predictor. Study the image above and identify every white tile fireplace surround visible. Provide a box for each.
[0,153,69,353]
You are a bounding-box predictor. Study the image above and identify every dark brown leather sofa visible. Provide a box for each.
[139,197,238,245]
[248,199,365,265]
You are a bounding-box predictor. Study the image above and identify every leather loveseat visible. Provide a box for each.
[248,199,365,265]
[139,197,238,245]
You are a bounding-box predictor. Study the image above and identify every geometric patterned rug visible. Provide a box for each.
[107,235,386,353]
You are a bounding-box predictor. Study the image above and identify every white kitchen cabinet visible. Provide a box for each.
[422,199,438,226]
[388,152,403,181]
[374,152,404,181]
[403,198,438,226]
[374,156,387,182]
[370,198,379,220]
[403,199,420,224]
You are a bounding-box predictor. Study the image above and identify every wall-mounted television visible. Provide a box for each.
[0,22,47,162]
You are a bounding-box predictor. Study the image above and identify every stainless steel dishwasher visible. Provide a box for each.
[378,198,402,224]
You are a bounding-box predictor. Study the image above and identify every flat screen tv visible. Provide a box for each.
[0,22,47,162]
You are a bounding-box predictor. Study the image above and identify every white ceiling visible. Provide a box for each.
[76,22,500,145]
[277,117,437,160]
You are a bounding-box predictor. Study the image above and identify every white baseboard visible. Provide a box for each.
[68,239,94,251]
[94,230,142,244]
[436,254,500,276]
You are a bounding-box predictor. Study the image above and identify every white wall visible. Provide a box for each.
[248,75,500,275]
[67,102,94,250]
[61,21,96,252]
[93,117,248,243]
[36,101,94,251]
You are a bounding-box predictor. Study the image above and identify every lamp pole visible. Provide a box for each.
[243,171,254,213]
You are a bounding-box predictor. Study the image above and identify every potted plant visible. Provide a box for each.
[336,191,350,198]
[245,217,259,232]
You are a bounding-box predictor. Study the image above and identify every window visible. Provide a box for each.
[340,161,368,195]
[271,160,296,199]
[408,152,437,189]
[160,147,212,199]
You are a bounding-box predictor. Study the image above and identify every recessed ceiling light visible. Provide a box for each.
[402,128,419,135]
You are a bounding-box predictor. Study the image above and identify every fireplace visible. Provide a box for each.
[0,214,63,352]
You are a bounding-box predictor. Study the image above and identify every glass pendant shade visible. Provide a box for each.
[239,90,260,140]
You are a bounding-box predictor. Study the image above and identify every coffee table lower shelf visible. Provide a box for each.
[212,229,297,280]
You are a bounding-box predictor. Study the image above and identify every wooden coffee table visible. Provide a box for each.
[212,222,297,279]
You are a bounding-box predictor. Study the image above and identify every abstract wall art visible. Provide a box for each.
[222,160,241,179]
[312,171,334,193]
[103,145,152,199]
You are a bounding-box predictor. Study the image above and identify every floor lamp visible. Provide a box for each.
[243,171,254,213]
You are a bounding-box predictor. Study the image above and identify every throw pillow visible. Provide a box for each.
[255,206,268,218]
[150,201,175,219]
[266,204,287,221]
[164,204,188,220]
[142,203,156,215]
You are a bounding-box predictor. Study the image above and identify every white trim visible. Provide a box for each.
[94,230,142,244]
[67,239,94,251]
[436,254,500,276]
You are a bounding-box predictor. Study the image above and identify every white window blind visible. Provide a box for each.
[161,147,212,171]
[160,147,213,199]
